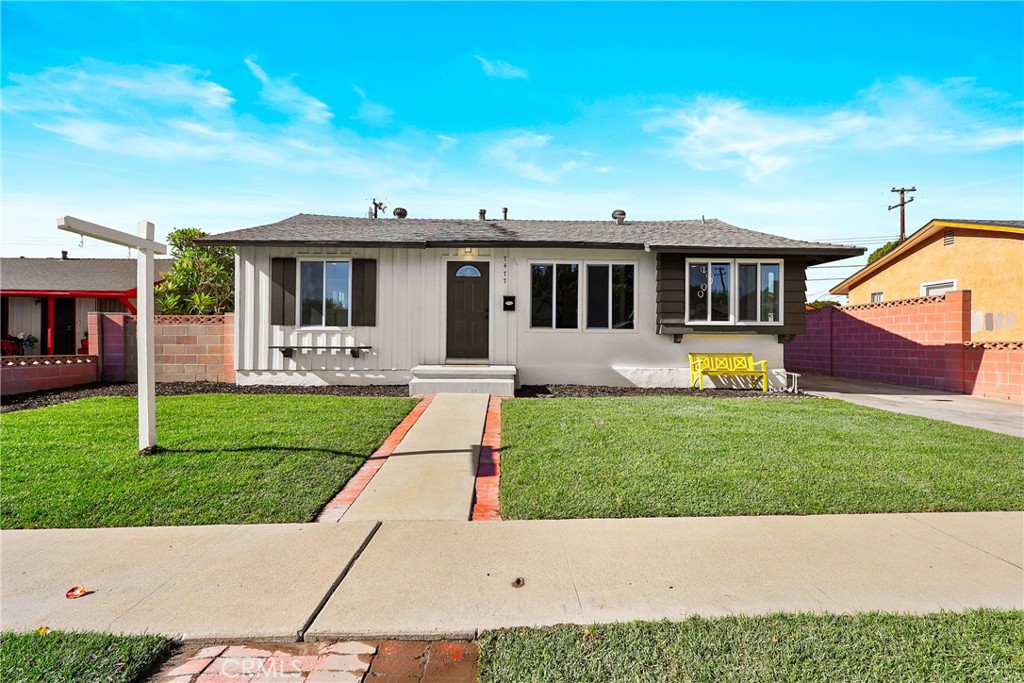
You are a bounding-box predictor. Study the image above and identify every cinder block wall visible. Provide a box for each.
[785,291,1023,401]
[91,313,235,384]
[0,356,99,395]
[963,343,1024,401]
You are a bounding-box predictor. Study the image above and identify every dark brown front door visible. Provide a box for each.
[40,297,76,354]
[446,261,489,359]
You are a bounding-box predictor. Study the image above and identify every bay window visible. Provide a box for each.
[686,259,782,324]
[300,260,351,327]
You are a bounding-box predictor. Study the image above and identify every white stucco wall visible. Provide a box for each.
[234,245,788,388]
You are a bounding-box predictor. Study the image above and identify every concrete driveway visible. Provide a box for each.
[799,374,1023,438]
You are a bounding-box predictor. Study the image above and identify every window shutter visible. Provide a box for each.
[352,259,377,327]
[270,257,296,326]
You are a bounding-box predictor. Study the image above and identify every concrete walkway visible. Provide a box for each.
[3,512,1021,641]
[341,393,488,521]
[800,374,1024,437]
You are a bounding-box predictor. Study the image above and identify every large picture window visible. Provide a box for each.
[586,264,635,329]
[530,263,578,328]
[300,260,351,327]
[686,259,782,324]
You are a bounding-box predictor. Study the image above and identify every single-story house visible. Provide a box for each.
[830,219,1024,342]
[0,253,172,355]
[202,211,862,393]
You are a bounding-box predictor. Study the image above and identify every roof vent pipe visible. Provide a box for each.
[479,209,487,220]
[61,250,68,260]
[393,207,408,219]
[611,209,626,225]
[502,207,508,220]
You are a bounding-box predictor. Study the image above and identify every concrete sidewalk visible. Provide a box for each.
[0,522,377,641]
[341,393,488,521]
[3,512,1021,641]
[800,374,1023,437]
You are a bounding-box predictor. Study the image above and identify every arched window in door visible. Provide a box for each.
[455,265,482,278]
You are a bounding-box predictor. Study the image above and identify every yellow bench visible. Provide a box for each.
[688,353,769,392]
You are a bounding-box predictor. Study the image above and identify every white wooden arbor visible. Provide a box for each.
[57,216,168,453]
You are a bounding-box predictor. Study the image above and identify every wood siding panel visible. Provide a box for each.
[656,254,808,336]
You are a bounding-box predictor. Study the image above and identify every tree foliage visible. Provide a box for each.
[867,240,899,264]
[155,228,234,314]
[808,300,842,309]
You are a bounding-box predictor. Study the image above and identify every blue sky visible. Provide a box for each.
[3,2,1022,299]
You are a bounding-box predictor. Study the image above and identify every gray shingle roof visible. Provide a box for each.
[0,258,173,293]
[201,213,863,260]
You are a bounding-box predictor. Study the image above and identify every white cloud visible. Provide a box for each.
[350,86,394,127]
[436,134,459,152]
[3,58,234,114]
[484,132,587,183]
[645,77,1023,181]
[3,59,420,180]
[595,166,615,174]
[474,55,528,80]
[244,56,332,124]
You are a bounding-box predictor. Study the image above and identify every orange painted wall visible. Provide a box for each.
[848,230,1023,341]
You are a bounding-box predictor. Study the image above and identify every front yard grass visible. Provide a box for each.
[1,394,418,528]
[500,397,1024,519]
[0,630,173,683]
[478,610,1024,683]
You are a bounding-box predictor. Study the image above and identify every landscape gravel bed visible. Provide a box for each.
[515,384,805,399]
[1,381,408,413]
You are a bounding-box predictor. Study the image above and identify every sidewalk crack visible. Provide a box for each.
[298,520,383,642]
[904,513,1023,570]
[557,527,585,620]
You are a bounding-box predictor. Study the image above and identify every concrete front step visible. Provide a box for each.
[409,365,516,396]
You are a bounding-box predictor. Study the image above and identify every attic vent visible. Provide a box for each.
[943,230,955,246]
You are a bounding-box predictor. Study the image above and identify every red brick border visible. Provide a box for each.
[316,395,435,522]
[471,395,506,521]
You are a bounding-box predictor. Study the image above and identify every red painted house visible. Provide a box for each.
[1,253,171,355]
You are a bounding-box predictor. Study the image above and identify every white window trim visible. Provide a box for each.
[684,258,785,326]
[870,292,884,303]
[920,279,957,297]
[295,257,354,330]
[528,260,582,331]
[583,260,639,333]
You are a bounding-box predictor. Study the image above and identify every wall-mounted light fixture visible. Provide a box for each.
[464,247,472,254]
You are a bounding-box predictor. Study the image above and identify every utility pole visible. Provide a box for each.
[888,187,916,242]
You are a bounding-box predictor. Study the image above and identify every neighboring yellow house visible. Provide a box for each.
[831,219,1024,342]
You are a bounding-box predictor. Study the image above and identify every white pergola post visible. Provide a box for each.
[57,216,167,453]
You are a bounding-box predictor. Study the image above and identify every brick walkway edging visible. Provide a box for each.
[316,395,435,522]
[472,395,506,521]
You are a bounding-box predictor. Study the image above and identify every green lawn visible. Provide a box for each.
[479,611,1024,683]
[0,630,172,683]
[500,397,1024,519]
[1,394,418,528]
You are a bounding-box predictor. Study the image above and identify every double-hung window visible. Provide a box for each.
[586,264,635,329]
[530,263,579,328]
[300,260,351,327]
[686,259,782,324]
